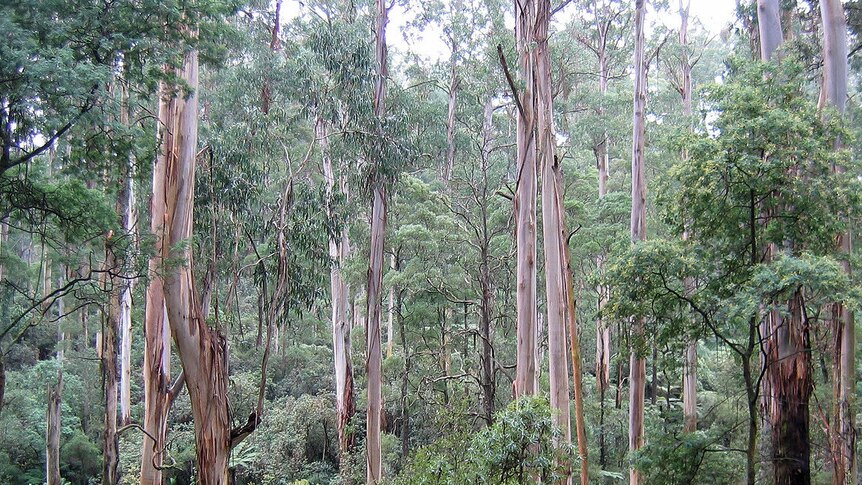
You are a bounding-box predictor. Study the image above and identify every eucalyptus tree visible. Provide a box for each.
[608,57,857,485]
[512,0,539,400]
[819,1,855,482]
[567,0,633,405]
[628,2,648,483]
[366,0,389,480]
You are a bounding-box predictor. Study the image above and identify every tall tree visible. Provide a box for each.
[535,0,572,482]
[628,1,648,484]
[756,3,816,484]
[321,117,356,458]
[513,0,539,399]
[366,0,389,481]
[140,76,178,485]
[676,0,698,435]
[819,1,855,483]
[158,43,258,483]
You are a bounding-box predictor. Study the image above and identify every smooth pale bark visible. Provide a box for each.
[678,0,698,435]
[140,75,174,485]
[756,4,815,483]
[118,82,135,427]
[386,255,395,358]
[819,1,854,483]
[535,1,572,482]
[321,119,356,457]
[629,2,648,484]
[593,2,611,402]
[365,185,386,484]
[366,0,388,480]
[514,0,538,399]
[758,0,783,62]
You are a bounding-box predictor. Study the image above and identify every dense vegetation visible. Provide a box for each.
[1,0,861,484]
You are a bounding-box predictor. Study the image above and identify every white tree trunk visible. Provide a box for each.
[320,118,356,458]
[629,2,648,483]
[514,0,538,399]
[820,1,854,483]
[366,0,389,480]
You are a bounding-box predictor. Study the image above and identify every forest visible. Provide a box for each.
[1,0,861,483]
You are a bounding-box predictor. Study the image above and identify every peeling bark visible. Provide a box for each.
[140,71,174,485]
[514,0,538,399]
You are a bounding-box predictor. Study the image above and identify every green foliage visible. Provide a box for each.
[395,396,573,484]
[632,430,742,485]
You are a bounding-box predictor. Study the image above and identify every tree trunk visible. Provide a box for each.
[140,73,175,485]
[103,241,120,485]
[443,61,459,184]
[535,0,572,482]
[46,370,62,485]
[366,184,386,484]
[594,6,611,402]
[479,97,496,426]
[758,0,783,62]
[366,0,389,481]
[321,119,356,458]
[159,47,243,485]
[629,2,648,483]
[387,255,396,358]
[514,0,538,399]
[678,0,698,435]
[764,290,812,484]
[397,287,409,460]
[819,2,855,483]
[116,80,136,428]
[558,153,590,485]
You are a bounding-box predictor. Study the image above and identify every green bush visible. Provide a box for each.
[395,396,574,484]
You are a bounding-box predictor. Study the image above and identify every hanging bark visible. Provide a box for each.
[755,3,815,484]
[513,0,538,399]
[764,289,812,484]
[158,47,255,484]
[819,1,855,483]
[757,3,784,482]
[629,2,648,483]
[535,0,571,482]
[320,118,356,458]
[366,0,389,480]
[140,73,175,485]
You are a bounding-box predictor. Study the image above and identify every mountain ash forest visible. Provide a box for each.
[4,0,862,483]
